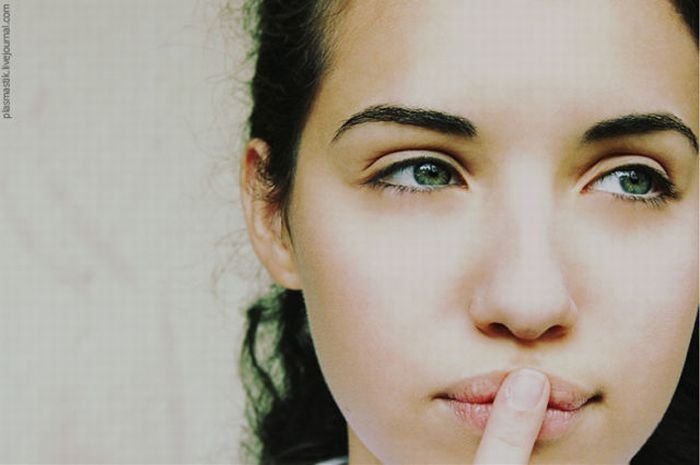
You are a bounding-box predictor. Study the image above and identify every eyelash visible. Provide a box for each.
[366,157,679,208]
[587,164,679,209]
[365,156,464,195]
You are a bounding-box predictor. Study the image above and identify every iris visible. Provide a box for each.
[414,162,451,186]
[617,169,652,195]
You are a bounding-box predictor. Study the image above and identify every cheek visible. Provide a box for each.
[288,178,490,461]
[571,196,698,331]
[290,187,471,387]
[568,199,698,455]
[288,162,485,349]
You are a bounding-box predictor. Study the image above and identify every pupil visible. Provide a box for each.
[619,169,651,195]
[414,163,450,186]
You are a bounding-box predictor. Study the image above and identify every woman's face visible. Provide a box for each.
[277,0,698,463]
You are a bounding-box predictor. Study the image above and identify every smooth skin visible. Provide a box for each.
[241,0,698,463]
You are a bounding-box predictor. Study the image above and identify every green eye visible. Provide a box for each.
[617,169,651,195]
[589,164,676,206]
[371,157,462,193]
[413,162,452,186]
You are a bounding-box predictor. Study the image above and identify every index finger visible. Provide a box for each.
[473,369,550,464]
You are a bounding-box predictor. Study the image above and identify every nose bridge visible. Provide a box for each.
[495,157,557,268]
[472,161,576,340]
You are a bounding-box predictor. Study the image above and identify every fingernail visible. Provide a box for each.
[507,369,546,410]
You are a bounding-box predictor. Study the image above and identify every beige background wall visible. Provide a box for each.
[0,0,258,462]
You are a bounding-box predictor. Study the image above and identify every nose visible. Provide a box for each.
[469,180,578,341]
[471,253,577,341]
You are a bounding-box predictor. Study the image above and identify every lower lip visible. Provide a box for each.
[442,399,585,441]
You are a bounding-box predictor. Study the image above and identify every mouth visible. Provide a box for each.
[435,370,602,441]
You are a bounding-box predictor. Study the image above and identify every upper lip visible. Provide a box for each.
[436,370,597,411]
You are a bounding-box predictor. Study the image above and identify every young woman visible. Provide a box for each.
[237,1,698,463]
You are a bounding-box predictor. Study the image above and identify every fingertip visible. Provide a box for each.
[504,368,550,411]
[473,369,551,464]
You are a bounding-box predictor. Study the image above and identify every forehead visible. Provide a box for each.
[311,0,697,140]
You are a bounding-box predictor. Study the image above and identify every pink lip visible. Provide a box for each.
[436,370,599,441]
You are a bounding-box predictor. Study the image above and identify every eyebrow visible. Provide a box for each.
[332,104,477,143]
[582,113,698,152]
[332,105,698,153]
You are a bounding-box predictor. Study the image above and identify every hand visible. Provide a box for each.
[473,369,550,464]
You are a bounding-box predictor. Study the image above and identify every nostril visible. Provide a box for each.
[542,324,568,339]
[481,322,568,341]
[486,322,512,337]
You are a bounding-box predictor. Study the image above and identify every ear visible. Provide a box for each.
[239,139,302,290]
